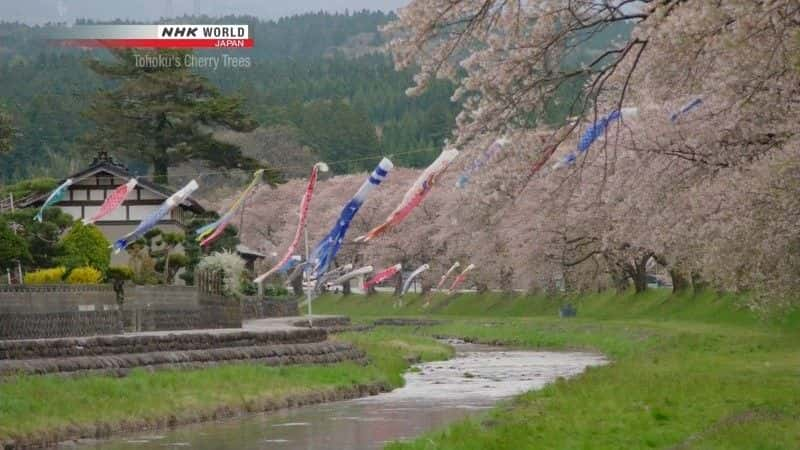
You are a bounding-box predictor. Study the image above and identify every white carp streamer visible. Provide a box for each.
[401,263,429,295]
[332,265,374,286]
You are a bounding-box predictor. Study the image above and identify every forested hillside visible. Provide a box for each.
[0,11,459,182]
[0,10,631,183]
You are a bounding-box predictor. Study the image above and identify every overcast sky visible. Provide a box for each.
[0,0,408,24]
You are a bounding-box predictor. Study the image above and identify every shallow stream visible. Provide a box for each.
[89,341,605,450]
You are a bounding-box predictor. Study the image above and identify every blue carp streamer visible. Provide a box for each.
[553,108,637,170]
[670,98,703,122]
[112,180,199,253]
[310,158,393,279]
[456,138,509,189]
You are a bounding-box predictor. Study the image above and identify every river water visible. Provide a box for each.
[88,342,605,450]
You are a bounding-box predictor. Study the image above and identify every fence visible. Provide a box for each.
[0,276,242,339]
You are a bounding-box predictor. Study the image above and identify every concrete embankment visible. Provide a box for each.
[0,317,362,378]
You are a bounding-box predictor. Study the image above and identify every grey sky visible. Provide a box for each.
[0,0,409,24]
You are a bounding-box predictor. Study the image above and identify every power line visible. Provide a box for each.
[115,146,441,185]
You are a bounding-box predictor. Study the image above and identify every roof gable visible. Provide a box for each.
[20,153,205,213]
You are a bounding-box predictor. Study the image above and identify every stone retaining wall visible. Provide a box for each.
[0,285,243,339]
[241,297,299,319]
[0,327,367,379]
[293,316,352,329]
[0,285,121,340]
[0,341,364,378]
[373,318,444,327]
[0,328,328,360]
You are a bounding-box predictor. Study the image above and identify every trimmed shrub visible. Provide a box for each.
[0,219,31,271]
[106,266,134,282]
[57,222,111,273]
[66,266,103,284]
[197,250,246,297]
[24,267,67,284]
[265,285,290,297]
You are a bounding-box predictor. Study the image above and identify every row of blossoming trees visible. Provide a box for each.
[236,1,799,309]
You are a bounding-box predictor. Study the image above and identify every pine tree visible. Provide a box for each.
[81,49,273,185]
[0,107,13,154]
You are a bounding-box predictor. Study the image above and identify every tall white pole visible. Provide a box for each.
[9,193,22,284]
[304,224,312,328]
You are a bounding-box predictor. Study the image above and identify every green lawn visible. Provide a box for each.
[0,328,452,442]
[314,291,800,449]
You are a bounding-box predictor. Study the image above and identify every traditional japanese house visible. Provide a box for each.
[21,152,205,265]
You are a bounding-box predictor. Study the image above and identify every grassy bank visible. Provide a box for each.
[315,291,800,449]
[0,329,452,443]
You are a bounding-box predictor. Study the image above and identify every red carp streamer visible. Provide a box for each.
[363,263,402,290]
[83,178,137,225]
[449,264,476,292]
[255,163,327,283]
[436,262,461,290]
[357,149,458,242]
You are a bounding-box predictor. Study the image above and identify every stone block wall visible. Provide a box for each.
[0,285,121,340]
[198,292,242,329]
[0,284,243,339]
[241,297,299,319]
[122,285,204,332]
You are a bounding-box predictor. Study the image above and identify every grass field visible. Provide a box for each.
[314,290,800,449]
[0,328,452,442]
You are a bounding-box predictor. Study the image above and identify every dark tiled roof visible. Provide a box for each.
[21,152,205,213]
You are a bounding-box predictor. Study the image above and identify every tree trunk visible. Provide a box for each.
[421,279,432,294]
[612,275,628,294]
[632,271,648,293]
[691,272,707,292]
[609,266,629,294]
[394,272,403,296]
[670,269,690,293]
[630,255,651,293]
[153,156,169,185]
[163,249,171,284]
[342,279,351,296]
[291,271,303,297]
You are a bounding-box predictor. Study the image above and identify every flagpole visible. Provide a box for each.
[305,224,313,328]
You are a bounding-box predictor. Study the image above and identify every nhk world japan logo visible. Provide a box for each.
[51,25,253,49]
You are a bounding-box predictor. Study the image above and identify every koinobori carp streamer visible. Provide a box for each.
[255,163,327,283]
[363,263,402,290]
[112,179,199,253]
[449,263,476,292]
[332,265,374,286]
[456,138,509,189]
[197,169,265,247]
[401,263,429,295]
[437,262,460,290]
[311,158,393,278]
[35,179,73,222]
[83,178,138,225]
[357,149,458,242]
